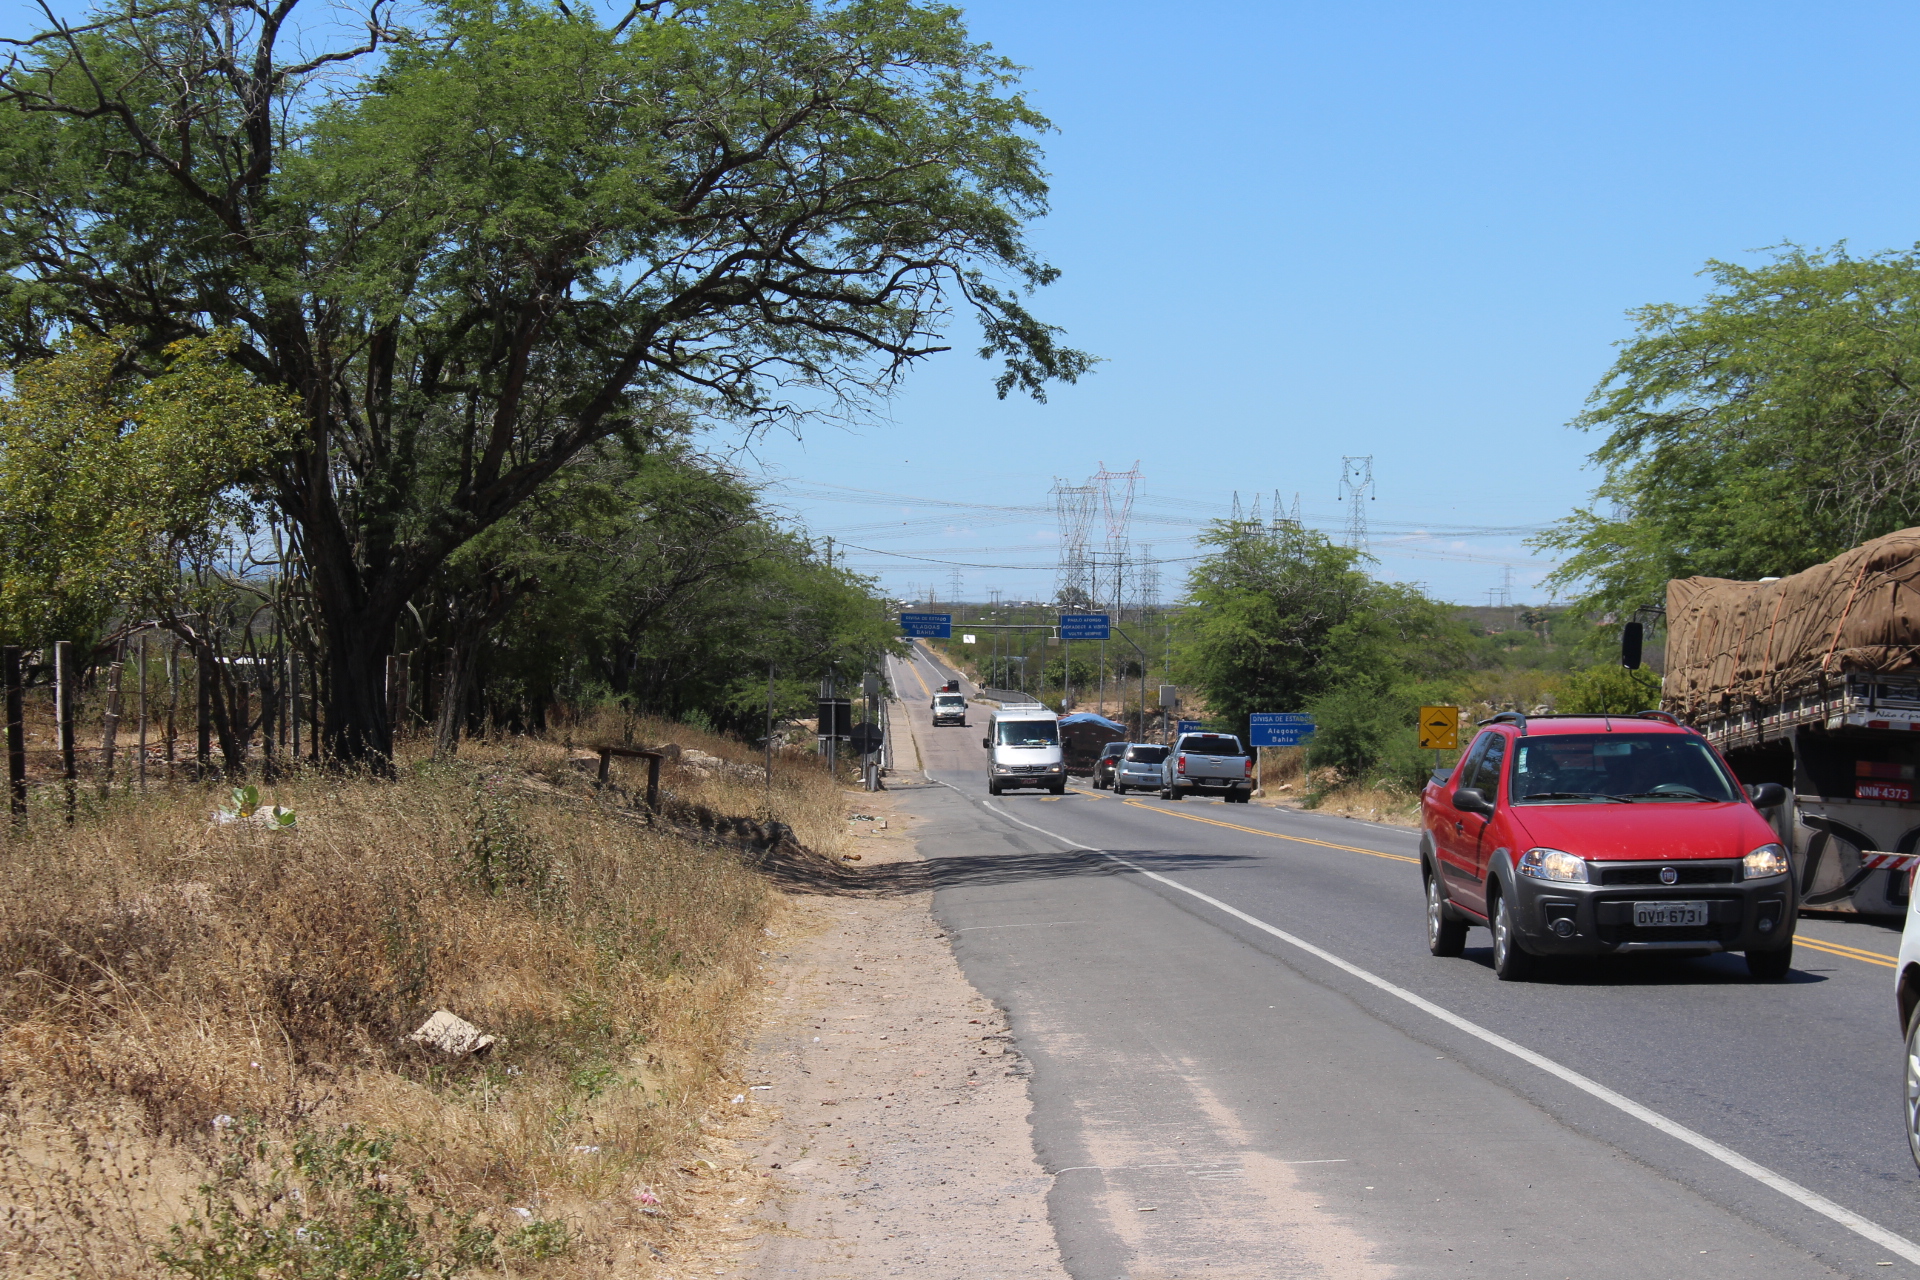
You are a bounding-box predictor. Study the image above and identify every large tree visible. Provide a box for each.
[1539,245,1920,613]
[0,0,1088,763]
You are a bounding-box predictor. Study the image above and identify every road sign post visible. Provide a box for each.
[899,612,952,638]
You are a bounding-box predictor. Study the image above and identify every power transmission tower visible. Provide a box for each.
[948,566,963,607]
[1338,457,1375,553]
[1094,461,1139,616]
[1138,544,1160,616]
[1051,478,1098,607]
[1489,566,1514,614]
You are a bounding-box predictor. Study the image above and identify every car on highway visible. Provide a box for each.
[1897,885,1920,1171]
[931,691,969,726]
[1421,711,1793,982]
[984,705,1066,796]
[1113,743,1169,795]
[1091,741,1129,789]
[1160,732,1254,802]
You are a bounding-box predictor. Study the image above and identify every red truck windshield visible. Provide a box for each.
[1511,734,1740,803]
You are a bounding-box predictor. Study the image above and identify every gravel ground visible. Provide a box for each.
[733,784,1070,1280]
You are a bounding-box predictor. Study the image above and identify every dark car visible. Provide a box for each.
[1092,741,1130,789]
[1420,711,1793,982]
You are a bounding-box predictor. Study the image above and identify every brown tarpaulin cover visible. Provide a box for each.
[1663,528,1920,718]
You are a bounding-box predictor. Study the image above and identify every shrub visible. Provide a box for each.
[1557,663,1662,714]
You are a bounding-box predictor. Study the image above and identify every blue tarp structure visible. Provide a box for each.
[1058,711,1131,772]
[1058,712,1126,730]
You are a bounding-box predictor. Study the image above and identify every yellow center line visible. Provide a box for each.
[1796,936,1897,968]
[1114,798,1901,971]
[901,650,933,698]
[1121,799,1421,865]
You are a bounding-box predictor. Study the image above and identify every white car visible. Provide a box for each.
[1898,881,1920,1170]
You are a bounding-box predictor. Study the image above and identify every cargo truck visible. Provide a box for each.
[1665,529,1920,915]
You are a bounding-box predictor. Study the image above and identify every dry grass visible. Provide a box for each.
[0,710,849,1277]
[1255,746,1420,828]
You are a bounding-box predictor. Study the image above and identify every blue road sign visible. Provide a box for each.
[1176,719,1204,735]
[1248,713,1315,747]
[899,612,952,638]
[1058,612,1111,640]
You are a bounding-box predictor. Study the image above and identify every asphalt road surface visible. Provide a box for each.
[886,641,1920,1280]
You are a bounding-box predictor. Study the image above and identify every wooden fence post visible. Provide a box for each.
[137,632,148,793]
[289,650,300,762]
[196,655,210,775]
[165,641,178,772]
[4,646,24,823]
[99,659,124,797]
[54,640,74,824]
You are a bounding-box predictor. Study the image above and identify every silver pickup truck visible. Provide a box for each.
[1159,732,1253,802]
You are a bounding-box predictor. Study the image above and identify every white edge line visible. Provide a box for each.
[973,800,1920,1268]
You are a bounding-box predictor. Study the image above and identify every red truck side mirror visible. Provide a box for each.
[1452,787,1494,816]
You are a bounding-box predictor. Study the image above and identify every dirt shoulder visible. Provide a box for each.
[716,781,1069,1280]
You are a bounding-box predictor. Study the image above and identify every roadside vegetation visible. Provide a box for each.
[0,713,860,1277]
[0,0,1084,1271]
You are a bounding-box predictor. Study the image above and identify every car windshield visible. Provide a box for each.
[996,720,1059,747]
[1511,734,1740,803]
[1126,746,1169,764]
[935,695,964,706]
[1100,743,1128,757]
[1181,735,1245,756]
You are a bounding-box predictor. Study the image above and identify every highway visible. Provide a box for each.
[886,642,1920,1279]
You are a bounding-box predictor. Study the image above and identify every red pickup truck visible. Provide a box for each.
[1420,711,1792,982]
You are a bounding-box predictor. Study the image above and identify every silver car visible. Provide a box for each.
[1113,743,1170,795]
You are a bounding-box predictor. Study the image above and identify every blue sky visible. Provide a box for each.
[740,0,1920,605]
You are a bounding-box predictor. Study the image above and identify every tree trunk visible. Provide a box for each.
[325,624,395,768]
[434,640,478,761]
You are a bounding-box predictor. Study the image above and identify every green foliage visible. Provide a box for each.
[0,0,1092,758]
[158,1128,502,1280]
[218,786,298,829]
[437,446,901,737]
[1180,521,1469,740]
[1178,523,1373,733]
[1042,654,1096,689]
[464,788,562,904]
[1305,681,1455,793]
[1539,245,1920,613]
[1556,664,1663,715]
[0,333,296,646]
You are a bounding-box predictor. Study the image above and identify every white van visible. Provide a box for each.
[984,705,1065,796]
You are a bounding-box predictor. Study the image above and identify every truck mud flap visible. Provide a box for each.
[1800,814,1897,905]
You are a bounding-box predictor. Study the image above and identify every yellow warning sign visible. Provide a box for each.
[1418,705,1459,751]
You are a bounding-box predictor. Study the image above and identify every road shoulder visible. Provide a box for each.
[733,783,1070,1280]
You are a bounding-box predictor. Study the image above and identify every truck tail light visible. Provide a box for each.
[1177,754,1187,774]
